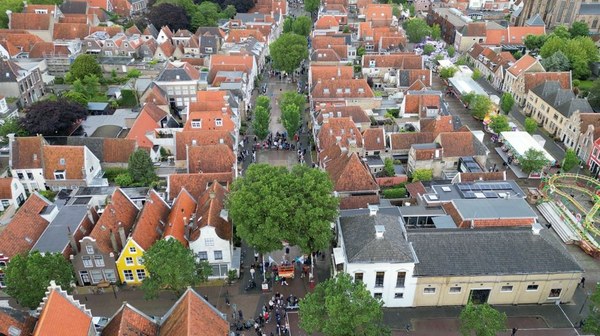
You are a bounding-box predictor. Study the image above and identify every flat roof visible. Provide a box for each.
[32,205,88,254]
[425,180,524,202]
[453,198,537,219]
[500,131,555,162]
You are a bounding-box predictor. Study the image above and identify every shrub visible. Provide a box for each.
[118,89,137,107]
[115,173,134,187]
[383,188,407,199]
[104,167,128,182]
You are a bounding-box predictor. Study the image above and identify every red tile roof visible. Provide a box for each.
[0,194,51,258]
[175,130,234,160]
[309,65,353,85]
[311,79,374,100]
[437,132,476,157]
[404,93,441,116]
[362,128,385,151]
[226,29,266,43]
[103,138,137,163]
[318,117,364,151]
[159,288,229,336]
[390,132,435,151]
[163,189,196,248]
[507,54,538,76]
[187,144,235,174]
[190,181,231,241]
[11,136,44,169]
[42,145,85,180]
[34,285,93,336]
[420,115,454,137]
[88,189,139,254]
[316,105,370,125]
[0,178,14,199]
[339,194,380,210]
[324,151,379,192]
[310,48,342,62]
[168,173,234,201]
[523,72,571,92]
[9,13,51,30]
[130,190,171,251]
[506,26,546,44]
[126,103,168,148]
[0,308,36,336]
[312,35,346,49]
[184,111,236,132]
[101,303,159,336]
[315,15,340,30]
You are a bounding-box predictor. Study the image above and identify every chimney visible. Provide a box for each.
[4,10,12,30]
[109,230,119,252]
[220,209,229,221]
[374,225,385,239]
[67,227,78,254]
[118,223,126,249]
[368,204,378,216]
[86,206,96,225]
[532,222,543,235]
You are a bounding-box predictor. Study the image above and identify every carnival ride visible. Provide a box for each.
[541,173,600,258]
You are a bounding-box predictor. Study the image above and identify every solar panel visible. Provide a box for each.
[471,185,481,191]
[483,191,498,198]
[463,191,476,199]
[457,184,470,191]
[488,182,512,190]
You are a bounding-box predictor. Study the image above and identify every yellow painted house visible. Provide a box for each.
[116,190,171,285]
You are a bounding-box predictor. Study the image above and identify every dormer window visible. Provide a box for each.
[344,88,350,94]
[336,88,342,94]
[54,170,65,180]
[35,9,48,14]
[323,88,330,94]
[358,88,365,94]
[369,59,376,67]
[191,119,202,128]
[215,118,223,126]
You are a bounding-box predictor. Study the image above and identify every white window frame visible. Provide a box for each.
[123,270,134,281]
[125,257,134,266]
[82,256,93,268]
[423,287,436,294]
[215,118,223,127]
[191,119,202,128]
[129,246,137,253]
[94,255,105,267]
[136,269,146,281]
[86,245,94,254]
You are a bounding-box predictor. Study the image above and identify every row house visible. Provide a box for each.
[364,4,394,27]
[467,43,516,90]
[311,35,357,62]
[8,135,106,192]
[358,22,406,53]
[310,78,380,110]
[5,4,63,42]
[313,15,341,36]
[313,105,371,138]
[0,177,26,212]
[318,3,349,26]
[455,21,546,52]
[586,137,600,177]
[197,27,225,56]
[427,8,471,45]
[0,30,45,59]
[502,54,545,106]
[208,54,257,106]
[308,64,354,92]
[153,61,201,108]
[361,53,430,90]
[577,116,600,169]
[0,60,45,107]
[389,115,457,158]
[525,81,595,144]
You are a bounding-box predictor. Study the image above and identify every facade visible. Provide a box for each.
[0,60,45,107]
[587,138,600,177]
[154,61,201,108]
[0,177,26,211]
[502,55,544,106]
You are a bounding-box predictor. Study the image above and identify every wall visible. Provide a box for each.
[11,168,45,193]
[72,238,118,286]
[84,146,102,185]
[116,239,147,285]
[189,226,233,278]
[346,262,417,307]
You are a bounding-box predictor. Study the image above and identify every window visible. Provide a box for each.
[82,256,93,268]
[527,284,539,291]
[26,172,33,180]
[129,246,137,253]
[103,269,116,282]
[204,238,214,246]
[449,287,461,293]
[205,47,213,53]
[375,272,384,288]
[198,251,208,260]
[214,250,223,260]
[215,118,223,126]
[191,119,202,128]
[86,245,94,254]
[211,264,229,277]
[396,272,406,288]
[1,200,9,208]
[501,285,513,292]
[137,257,144,265]
[424,287,436,294]
[54,170,65,180]
[94,256,105,267]
[394,292,404,299]
[374,293,382,299]
[125,257,134,266]
[354,272,363,283]
[16,173,23,180]
[136,269,146,281]
[549,288,562,298]
[123,270,134,281]
[90,270,103,283]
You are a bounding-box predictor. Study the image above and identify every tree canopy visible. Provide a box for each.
[570,21,590,38]
[524,117,537,134]
[520,148,550,174]
[541,50,571,72]
[5,251,74,309]
[253,105,271,140]
[304,0,320,12]
[562,148,579,172]
[469,94,492,120]
[292,16,312,37]
[540,35,599,79]
[412,168,433,182]
[270,33,308,75]
[431,24,441,40]
[403,18,431,43]
[0,0,24,29]
[128,149,158,186]
[69,55,102,81]
[0,117,28,139]
[588,78,600,110]
[21,99,88,136]
[500,92,515,114]
[299,272,390,336]
[459,303,507,336]
[280,91,305,112]
[439,66,457,80]
[383,158,395,177]
[228,164,339,254]
[281,104,302,137]
[524,34,547,51]
[141,239,211,299]
[488,115,511,134]
[148,3,190,31]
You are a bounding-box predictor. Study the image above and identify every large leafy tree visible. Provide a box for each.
[0,0,24,29]
[5,251,74,309]
[524,34,547,51]
[500,92,515,114]
[570,21,590,38]
[488,115,511,134]
[562,149,579,172]
[141,239,211,299]
[292,16,312,37]
[552,25,572,39]
[283,17,294,33]
[21,99,88,136]
[588,78,600,109]
[256,95,271,112]
[520,148,550,174]
[148,3,190,31]
[281,104,301,137]
[459,303,507,336]
[541,35,599,79]
[270,33,308,76]
[253,105,271,140]
[412,168,433,182]
[228,164,339,255]
[403,18,431,43]
[524,117,537,134]
[541,50,571,72]
[69,54,102,81]
[299,272,390,336]
[128,149,158,186]
[431,23,441,40]
[280,91,305,111]
[439,66,457,80]
[220,0,253,13]
[0,117,28,139]
[304,0,320,13]
[470,94,492,120]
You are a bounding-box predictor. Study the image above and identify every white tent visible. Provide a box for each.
[500,131,555,163]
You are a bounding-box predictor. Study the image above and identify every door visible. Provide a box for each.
[79,271,91,286]
[469,289,491,304]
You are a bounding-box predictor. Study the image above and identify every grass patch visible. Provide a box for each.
[577,80,594,90]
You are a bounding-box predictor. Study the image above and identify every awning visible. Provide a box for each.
[333,247,345,265]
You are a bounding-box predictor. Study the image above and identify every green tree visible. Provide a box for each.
[221,5,237,19]
[512,50,523,60]
[62,91,88,106]
[540,35,567,58]
[0,0,24,29]
[462,92,476,106]
[584,283,600,335]
[570,21,590,37]
[292,16,312,36]
[459,303,507,336]
[280,91,305,111]
[541,50,571,71]
[357,46,366,58]
[270,33,308,76]
[392,6,401,19]
[431,23,441,40]
[524,34,546,51]
[588,78,600,109]
[299,273,390,336]
[192,1,221,27]
[408,3,415,16]
[552,25,572,39]
[383,158,395,177]
[256,95,271,112]
[403,18,431,43]
[68,54,102,81]
[283,16,294,33]
[439,66,457,79]
[128,149,158,186]
[488,115,511,134]
[500,92,515,114]
[524,117,538,134]
[447,45,455,57]
[562,149,579,172]
[71,74,103,102]
[305,0,320,12]
[412,168,433,182]
[141,239,211,299]
[470,94,492,120]
[0,117,28,139]
[5,251,74,309]
[471,68,482,80]
[253,105,271,140]
[520,148,550,174]
[281,104,301,137]
[423,44,435,55]
[227,164,338,255]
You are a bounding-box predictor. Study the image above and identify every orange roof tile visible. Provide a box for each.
[318,117,364,151]
[324,151,379,192]
[362,128,385,151]
[484,28,508,45]
[175,130,234,160]
[389,132,435,151]
[507,54,538,76]
[309,65,353,85]
[226,29,266,43]
[524,72,571,92]
[101,303,159,336]
[9,13,51,30]
[0,308,36,336]
[506,26,546,44]
[312,35,346,49]
[311,48,342,62]
[42,145,85,180]
[141,84,169,106]
[315,16,340,30]
[168,173,233,201]
[317,105,370,125]
[190,181,231,241]
[130,190,171,251]
[187,144,235,174]
[90,25,124,37]
[162,189,196,246]
[420,115,454,136]
[88,189,139,254]
[34,286,92,336]
[0,178,14,199]
[0,194,51,258]
[126,103,168,148]
[184,111,236,132]
[437,132,476,157]
[11,136,44,169]
[103,138,137,163]
[159,288,229,336]
[362,53,423,69]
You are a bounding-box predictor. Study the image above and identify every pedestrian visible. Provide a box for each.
[238,310,243,320]
[281,276,288,286]
[581,277,586,288]
[511,327,518,336]
[250,267,256,279]
[254,251,259,263]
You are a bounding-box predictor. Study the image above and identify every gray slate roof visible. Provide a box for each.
[156,68,194,81]
[408,228,583,276]
[525,14,545,26]
[579,3,600,15]
[532,81,592,117]
[339,210,415,264]
[556,98,594,118]
[32,205,89,254]
[452,198,537,219]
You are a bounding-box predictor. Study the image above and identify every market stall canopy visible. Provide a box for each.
[500,131,555,163]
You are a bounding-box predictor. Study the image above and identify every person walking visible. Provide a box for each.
[280,276,288,286]
[250,267,256,280]
[511,327,518,336]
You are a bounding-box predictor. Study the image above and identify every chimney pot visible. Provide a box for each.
[368,204,378,216]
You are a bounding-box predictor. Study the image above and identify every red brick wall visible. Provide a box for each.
[376,175,408,187]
